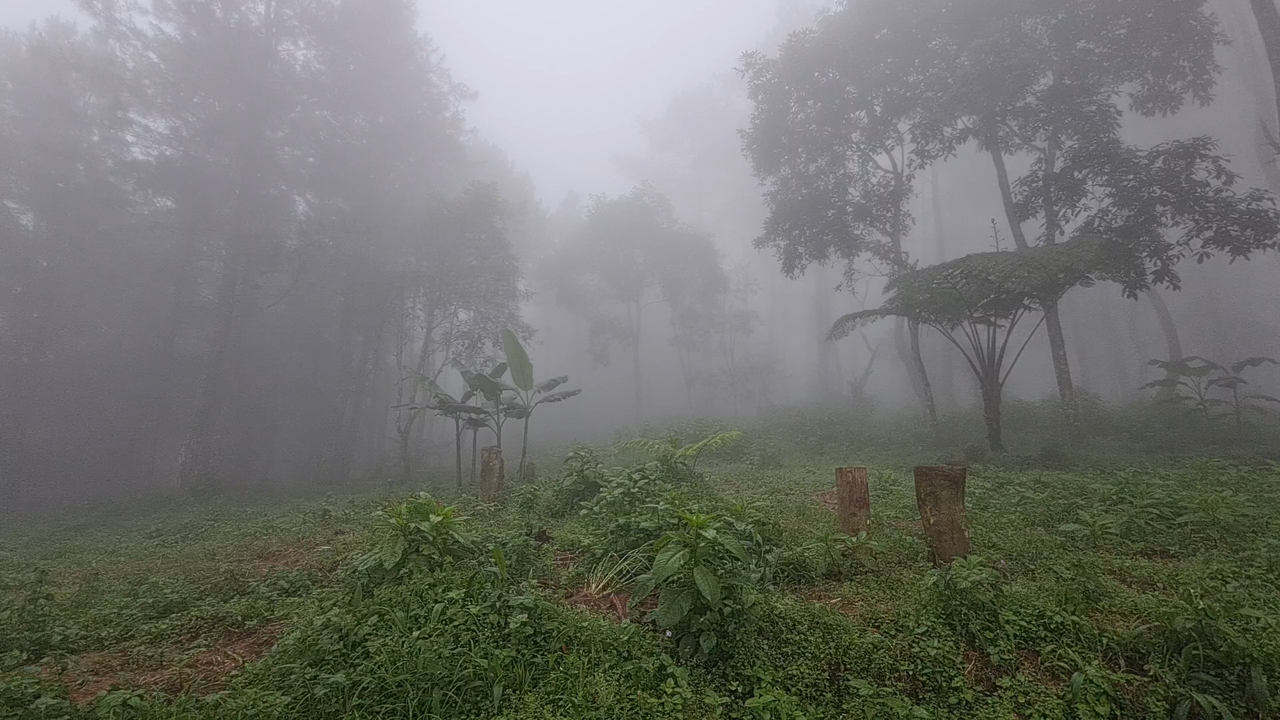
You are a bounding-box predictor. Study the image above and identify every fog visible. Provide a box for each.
[3,0,1279,512]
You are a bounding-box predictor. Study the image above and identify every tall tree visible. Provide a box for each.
[548,185,724,421]
[918,0,1226,426]
[745,0,1276,432]
[741,1,971,435]
[0,20,140,495]
[1248,0,1280,154]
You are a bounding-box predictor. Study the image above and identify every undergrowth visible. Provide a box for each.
[2,408,1279,719]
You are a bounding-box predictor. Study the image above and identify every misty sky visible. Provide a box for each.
[1,0,780,205]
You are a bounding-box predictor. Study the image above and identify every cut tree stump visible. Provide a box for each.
[835,467,870,536]
[913,465,971,567]
[480,446,505,501]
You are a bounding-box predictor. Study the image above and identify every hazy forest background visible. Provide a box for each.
[1,0,1279,514]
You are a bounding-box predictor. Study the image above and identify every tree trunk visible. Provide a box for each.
[835,467,870,536]
[1250,0,1280,140]
[1146,288,1183,362]
[909,321,940,440]
[631,303,644,422]
[913,465,971,567]
[176,243,243,495]
[399,425,413,486]
[470,428,479,484]
[895,318,938,431]
[1041,301,1079,427]
[1146,287,1184,400]
[980,379,1005,454]
[988,138,1078,426]
[479,446,504,501]
[455,420,464,490]
[519,415,531,482]
[813,267,838,402]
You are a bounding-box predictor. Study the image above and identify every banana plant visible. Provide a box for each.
[501,329,582,481]
[457,361,511,449]
[402,372,490,489]
[1144,356,1279,431]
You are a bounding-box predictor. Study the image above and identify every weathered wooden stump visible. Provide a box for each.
[835,467,870,536]
[913,465,971,567]
[480,446,505,501]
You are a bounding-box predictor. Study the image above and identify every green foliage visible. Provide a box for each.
[925,556,1009,658]
[613,431,743,474]
[580,462,684,555]
[1146,356,1280,430]
[4,413,1280,719]
[354,494,478,580]
[829,237,1134,340]
[631,512,766,660]
[776,532,877,585]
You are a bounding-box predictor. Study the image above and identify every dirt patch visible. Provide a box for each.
[566,589,632,621]
[963,650,999,693]
[48,624,284,705]
[564,587,657,622]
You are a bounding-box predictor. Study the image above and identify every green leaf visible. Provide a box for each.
[536,389,582,406]
[699,631,718,656]
[502,329,534,392]
[536,375,569,393]
[654,587,693,628]
[693,565,722,607]
[651,546,688,585]
[487,362,509,380]
[717,536,751,565]
[1231,356,1278,374]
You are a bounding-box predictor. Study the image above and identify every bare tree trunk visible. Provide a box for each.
[813,267,837,402]
[980,379,1005,453]
[455,420,464,490]
[1146,288,1184,400]
[1146,288,1184,363]
[909,321,940,440]
[176,235,245,495]
[987,137,1078,426]
[1250,0,1280,139]
[630,302,644,422]
[930,166,959,413]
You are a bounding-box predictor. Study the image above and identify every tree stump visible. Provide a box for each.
[835,467,870,536]
[913,465,970,566]
[480,446,504,501]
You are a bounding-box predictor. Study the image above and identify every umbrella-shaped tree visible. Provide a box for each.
[829,236,1132,452]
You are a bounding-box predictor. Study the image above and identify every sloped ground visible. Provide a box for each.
[4,411,1279,719]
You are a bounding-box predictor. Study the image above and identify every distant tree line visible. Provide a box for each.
[0,0,532,506]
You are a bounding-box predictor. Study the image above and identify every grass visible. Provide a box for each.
[3,403,1279,719]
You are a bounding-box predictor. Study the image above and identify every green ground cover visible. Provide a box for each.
[4,405,1279,719]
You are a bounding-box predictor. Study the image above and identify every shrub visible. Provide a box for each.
[925,556,1008,657]
[355,494,478,580]
[630,512,767,660]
